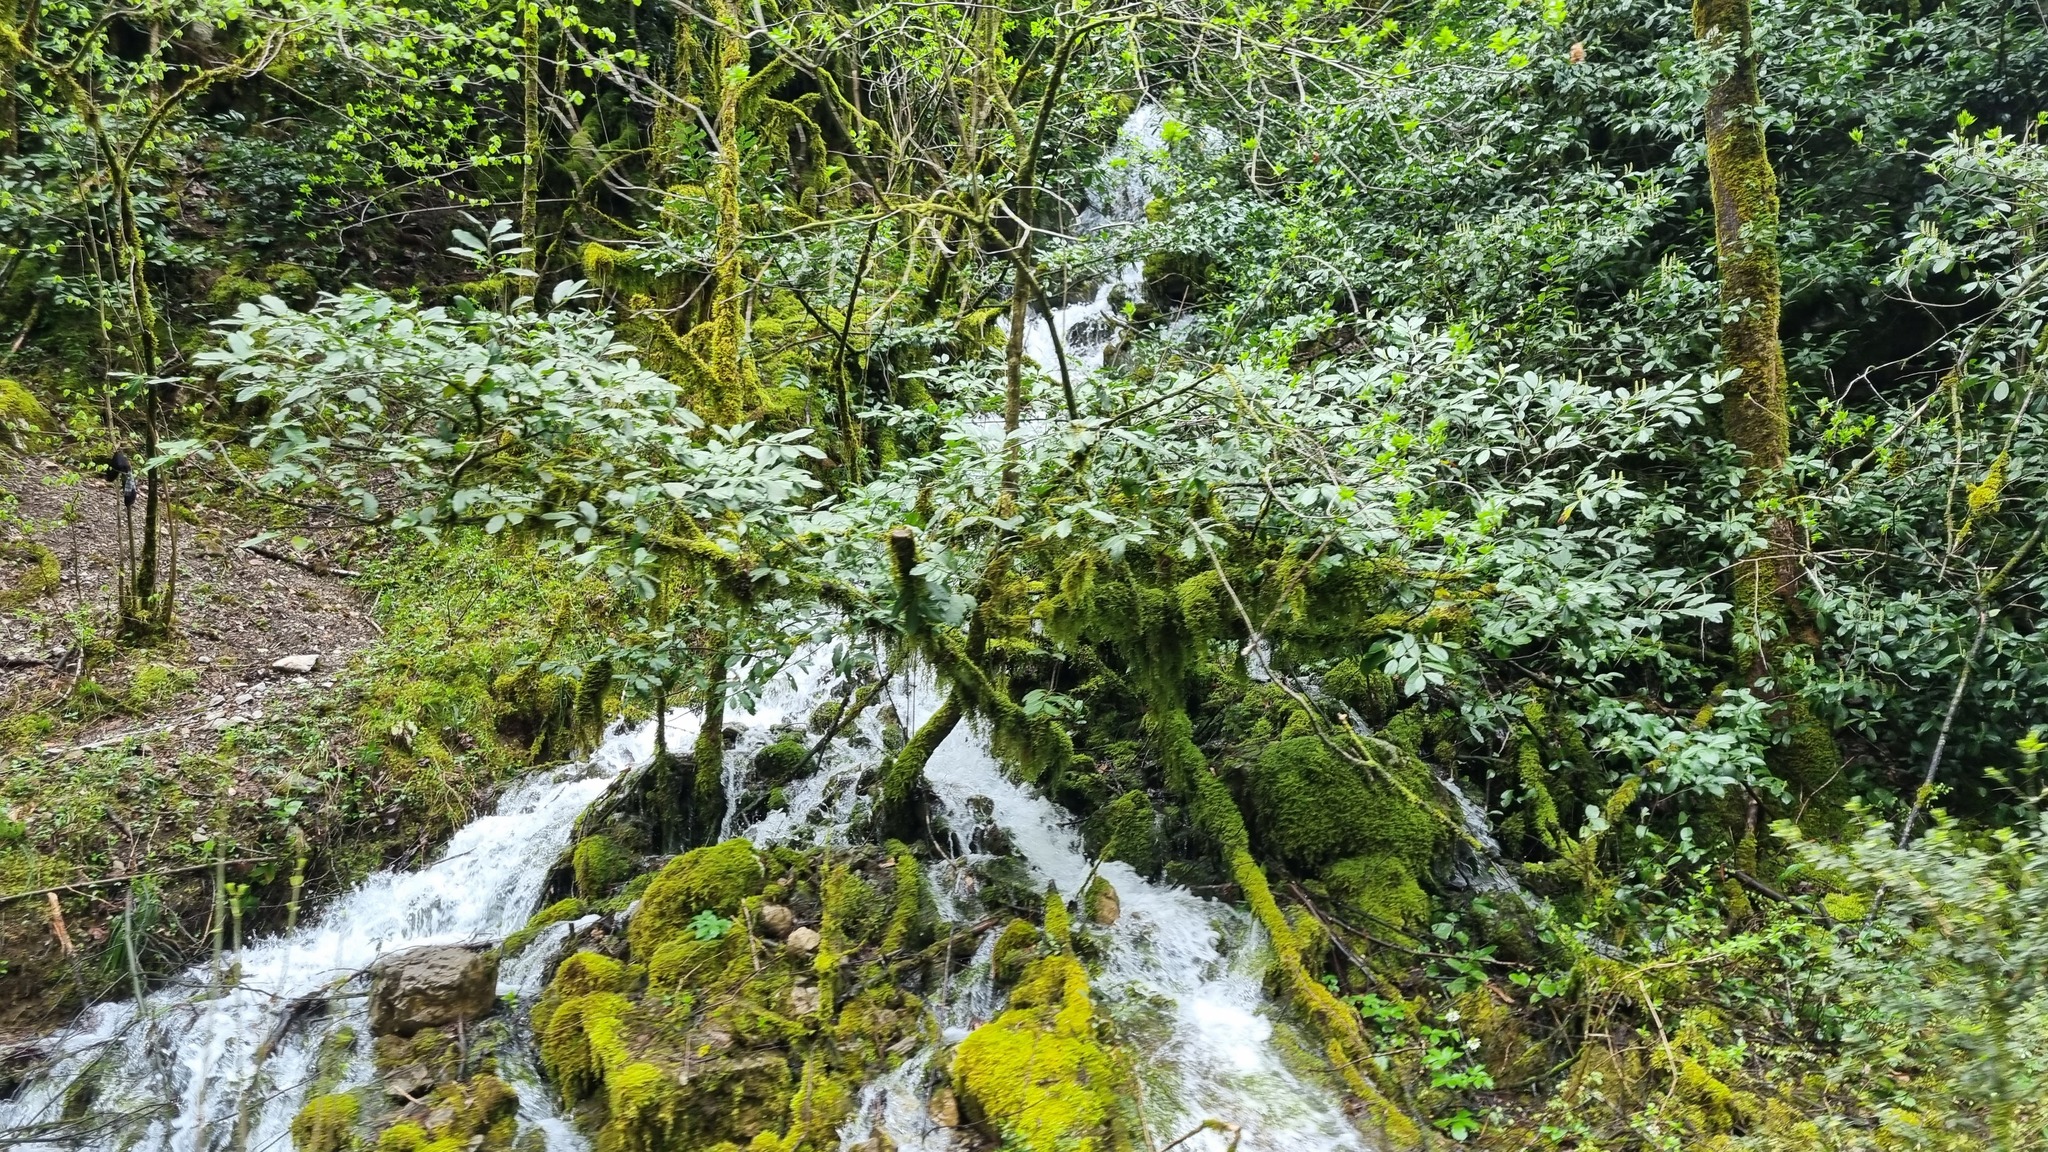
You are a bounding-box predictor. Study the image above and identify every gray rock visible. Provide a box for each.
[784,925,821,955]
[367,944,499,1037]
[271,653,320,674]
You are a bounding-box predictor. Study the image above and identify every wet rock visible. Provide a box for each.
[755,902,796,940]
[271,653,320,674]
[785,925,821,955]
[928,1086,961,1129]
[1085,877,1120,925]
[367,944,498,1037]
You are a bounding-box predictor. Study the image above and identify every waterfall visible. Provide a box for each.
[0,726,659,1152]
[6,637,1378,1152]
[1013,103,1173,388]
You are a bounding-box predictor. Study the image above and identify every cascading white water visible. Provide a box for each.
[1013,104,1170,384]
[7,634,1380,1152]
[0,723,664,1152]
[841,720,1373,1152]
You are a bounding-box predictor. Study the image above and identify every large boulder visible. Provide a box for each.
[367,944,499,1037]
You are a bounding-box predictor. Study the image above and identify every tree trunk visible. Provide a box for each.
[519,1,542,273]
[1695,0,1794,673]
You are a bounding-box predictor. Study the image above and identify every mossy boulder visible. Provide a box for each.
[572,835,634,898]
[951,953,1131,1151]
[1099,790,1162,880]
[0,378,50,449]
[627,839,764,957]
[504,898,584,957]
[292,1092,363,1152]
[1242,736,1440,874]
[1325,853,1430,935]
[752,736,810,786]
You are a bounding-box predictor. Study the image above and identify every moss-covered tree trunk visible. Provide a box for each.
[519,1,542,273]
[702,0,755,426]
[1695,0,1794,671]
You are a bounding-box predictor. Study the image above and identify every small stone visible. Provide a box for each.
[755,903,796,940]
[271,653,319,674]
[784,926,821,955]
[787,985,821,1015]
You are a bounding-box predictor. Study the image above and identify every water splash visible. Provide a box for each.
[0,728,656,1152]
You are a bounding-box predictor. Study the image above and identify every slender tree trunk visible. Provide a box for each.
[1695,0,1794,673]
[691,642,729,845]
[703,0,753,425]
[519,2,542,273]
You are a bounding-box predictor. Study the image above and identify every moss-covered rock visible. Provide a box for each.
[1243,736,1440,876]
[503,898,585,958]
[292,1093,364,1152]
[627,839,764,958]
[951,953,1131,1151]
[1099,790,1162,880]
[573,835,635,899]
[752,736,810,786]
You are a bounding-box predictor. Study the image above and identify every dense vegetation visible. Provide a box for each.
[3,0,2048,1148]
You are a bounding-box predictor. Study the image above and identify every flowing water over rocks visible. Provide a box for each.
[4,646,1374,1152]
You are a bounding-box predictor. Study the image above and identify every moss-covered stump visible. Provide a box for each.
[950,952,1134,1152]
[536,840,945,1152]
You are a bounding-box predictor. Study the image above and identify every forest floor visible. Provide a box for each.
[0,429,554,1050]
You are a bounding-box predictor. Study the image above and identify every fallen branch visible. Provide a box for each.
[239,541,362,579]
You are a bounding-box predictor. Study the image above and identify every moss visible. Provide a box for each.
[752,736,810,787]
[532,951,630,1039]
[1041,885,1071,952]
[880,851,931,953]
[1100,790,1162,880]
[128,663,197,712]
[291,1093,362,1152]
[1323,659,1398,726]
[376,1122,428,1152]
[1243,736,1440,874]
[647,931,733,993]
[0,378,51,448]
[1324,853,1429,935]
[990,918,1039,988]
[573,835,635,898]
[0,540,59,610]
[950,954,1129,1152]
[503,898,584,957]
[627,839,764,957]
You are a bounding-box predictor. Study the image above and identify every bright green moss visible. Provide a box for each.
[628,839,764,957]
[532,951,629,1039]
[752,737,810,786]
[1325,854,1429,935]
[605,1061,685,1152]
[990,918,1039,988]
[881,851,931,952]
[1244,736,1439,872]
[647,931,733,993]
[0,378,50,447]
[503,898,584,957]
[291,1093,361,1152]
[1041,884,1072,951]
[951,954,1128,1152]
[573,835,635,898]
[375,1123,427,1152]
[538,991,634,1101]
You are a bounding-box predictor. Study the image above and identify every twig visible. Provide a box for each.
[239,541,362,579]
